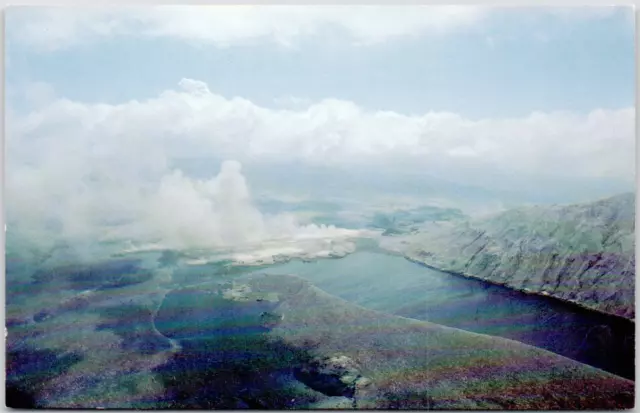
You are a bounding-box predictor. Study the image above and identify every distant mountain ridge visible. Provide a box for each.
[390,193,635,319]
[368,205,466,235]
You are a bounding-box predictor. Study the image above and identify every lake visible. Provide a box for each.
[251,250,635,380]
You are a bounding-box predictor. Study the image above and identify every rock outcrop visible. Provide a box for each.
[294,354,372,399]
[386,193,635,319]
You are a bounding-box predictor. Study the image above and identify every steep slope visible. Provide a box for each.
[387,193,635,319]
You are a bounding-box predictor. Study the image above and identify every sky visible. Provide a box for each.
[6,6,635,118]
[4,6,637,257]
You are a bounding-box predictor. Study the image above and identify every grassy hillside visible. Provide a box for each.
[7,272,634,409]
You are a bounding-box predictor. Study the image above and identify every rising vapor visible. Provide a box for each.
[144,160,364,260]
[6,157,366,266]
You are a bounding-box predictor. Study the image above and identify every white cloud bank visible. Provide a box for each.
[144,160,363,251]
[7,6,631,52]
[6,152,365,263]
[10,78,634,178]
[6,79,634,262]
[119,160,365,265]
[7,6,487,51]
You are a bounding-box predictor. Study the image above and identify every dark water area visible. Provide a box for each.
[256,251,635,380]
[154,285,279,340]
[152,333,317,409]
[152,281,317,409]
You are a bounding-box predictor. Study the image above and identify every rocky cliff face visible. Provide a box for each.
[390,193,635,320]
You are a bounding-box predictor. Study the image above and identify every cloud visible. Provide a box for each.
[6,79,634,262]
[546,6,626,21]
[273,96,313,110]
[9,78,633,178]
[24,81,57,108]
[7,6,487,51]
[140,160,362,252]
[8,6,632,53]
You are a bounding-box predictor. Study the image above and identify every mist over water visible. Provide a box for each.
[6,158,365,269]
[144,160,366,256]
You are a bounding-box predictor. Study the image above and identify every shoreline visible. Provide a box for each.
[117,241,635,324]
[247,243,635,325]
[399,252,635,324]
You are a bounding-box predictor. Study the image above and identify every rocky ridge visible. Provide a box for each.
[382,193,635,319]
